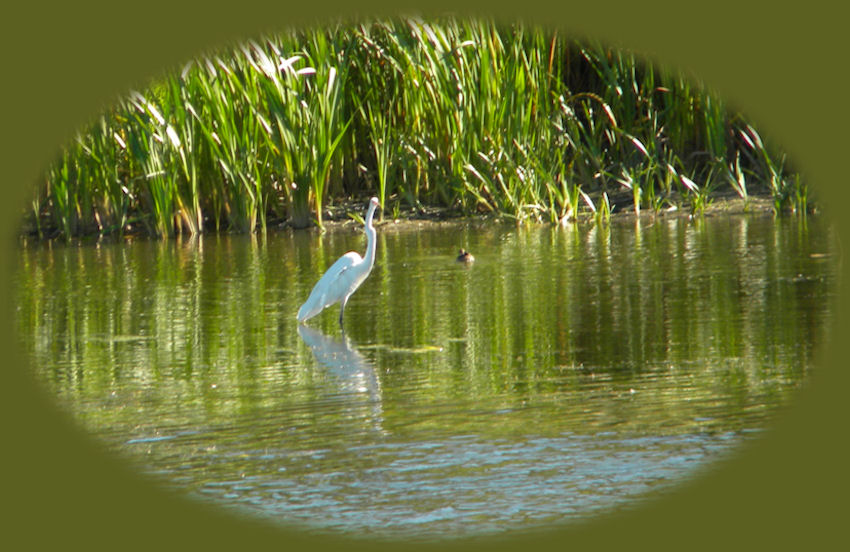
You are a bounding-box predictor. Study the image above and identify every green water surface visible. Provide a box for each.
[14,213,836,539]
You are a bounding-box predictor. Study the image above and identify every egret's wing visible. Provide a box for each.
[297,252,362,321]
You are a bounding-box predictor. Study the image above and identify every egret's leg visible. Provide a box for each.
[339,295,349,328]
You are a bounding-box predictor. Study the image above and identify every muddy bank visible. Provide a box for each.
[281,194,783,236]
[19,192,798,243]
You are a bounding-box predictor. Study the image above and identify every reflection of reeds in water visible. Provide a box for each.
[29,17,807,241]
[15,216,834,440]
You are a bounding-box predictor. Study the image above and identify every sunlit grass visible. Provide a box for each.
[28,17,807,240]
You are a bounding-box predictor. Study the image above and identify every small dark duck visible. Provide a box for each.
[456,249,475,263]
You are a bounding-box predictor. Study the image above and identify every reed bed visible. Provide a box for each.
[27,17,807,240]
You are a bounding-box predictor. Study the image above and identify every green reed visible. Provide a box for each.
[28,17,807,240]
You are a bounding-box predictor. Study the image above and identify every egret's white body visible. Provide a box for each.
[297,197,380,327]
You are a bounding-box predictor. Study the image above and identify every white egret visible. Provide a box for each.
[297,197,381,327]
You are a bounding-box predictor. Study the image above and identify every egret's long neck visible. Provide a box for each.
[364,204,378,268]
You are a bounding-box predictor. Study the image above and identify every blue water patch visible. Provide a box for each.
[126,435,177,444]
[187,431,746,540]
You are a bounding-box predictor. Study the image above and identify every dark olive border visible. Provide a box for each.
[2,2,847,550]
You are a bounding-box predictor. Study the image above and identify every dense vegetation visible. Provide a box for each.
[28,17,806,240]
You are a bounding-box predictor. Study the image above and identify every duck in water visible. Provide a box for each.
[456,249,475,264]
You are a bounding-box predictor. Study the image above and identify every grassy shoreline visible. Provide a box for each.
[24,17,808,241]
[18,195,784,246]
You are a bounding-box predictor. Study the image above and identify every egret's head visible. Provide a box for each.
[370,197,380,209]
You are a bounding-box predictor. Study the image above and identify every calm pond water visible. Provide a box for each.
[14,213,836,540]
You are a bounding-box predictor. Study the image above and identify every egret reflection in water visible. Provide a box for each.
[297,324,384,430]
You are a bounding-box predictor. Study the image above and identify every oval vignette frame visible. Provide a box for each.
[2,1,847,551]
